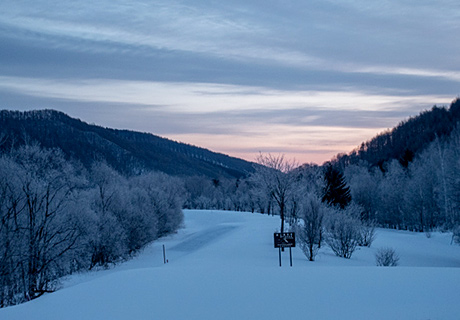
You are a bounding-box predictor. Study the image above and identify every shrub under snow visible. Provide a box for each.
[375,247,400,267]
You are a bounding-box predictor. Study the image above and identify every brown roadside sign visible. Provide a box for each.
[274,232,295,248]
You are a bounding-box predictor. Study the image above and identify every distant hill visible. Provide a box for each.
[331,98,460,170]
[0,109,256,178]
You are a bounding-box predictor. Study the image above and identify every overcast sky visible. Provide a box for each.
[1,0,459,164]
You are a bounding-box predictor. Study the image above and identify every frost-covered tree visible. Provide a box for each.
[446,125,460,227]
[113,184,157,253]
[8,145,83,301]
[248,182,271,214]
[405,153,440,231]
[88,162,127,268]
[345,164,381,221]
[133,172,185,238]
[183,176,222,210]
[376,160,407,228]
[325,205,361,259]
[0,156,24,306]
[296,194,327,261]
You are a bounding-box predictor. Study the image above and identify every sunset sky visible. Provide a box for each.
[1,0,459,164]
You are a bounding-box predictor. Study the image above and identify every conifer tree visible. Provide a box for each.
[322,164,351,209]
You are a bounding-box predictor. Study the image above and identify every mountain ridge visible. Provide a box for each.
[331,98,460,170]
[0,109,256,178]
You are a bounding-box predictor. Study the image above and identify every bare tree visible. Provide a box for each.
[251,153,298,234]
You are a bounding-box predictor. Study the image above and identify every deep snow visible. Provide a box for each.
[2,210,460,320]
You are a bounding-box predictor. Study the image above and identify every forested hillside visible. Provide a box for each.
[332,99,460,170]
[0,110,255,178]
[336,99,460,232]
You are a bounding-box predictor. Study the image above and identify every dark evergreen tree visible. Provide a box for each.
[322,164,351,209]
[399,149,414,168]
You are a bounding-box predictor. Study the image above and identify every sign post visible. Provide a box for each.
[279,247,282,267]
[274,232,295,267]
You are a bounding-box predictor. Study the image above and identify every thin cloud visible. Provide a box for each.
[0,76,452,114]
[2,1,459,83]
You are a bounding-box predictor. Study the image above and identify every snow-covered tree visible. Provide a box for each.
[375,160,407,228]
[296,194,327,261]
[325,205,361,259]
[345,164,381,221]
[0,156,24,306]
[133,172,185,238]
[405,152,440,231]
[88,162,127,268]
[9,145,83,301]
[446,125,460,227]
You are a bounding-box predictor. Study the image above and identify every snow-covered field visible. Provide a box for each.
[2,210,460,320]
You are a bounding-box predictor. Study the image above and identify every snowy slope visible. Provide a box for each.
[2,210,460,320]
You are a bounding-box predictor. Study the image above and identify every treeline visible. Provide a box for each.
[183,153,375,261]
[185,99,460,233]
[182,103,460,255]
[0,144,184,307]
[182,128,460,260]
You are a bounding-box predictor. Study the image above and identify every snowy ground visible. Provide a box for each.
[2,210,460,320]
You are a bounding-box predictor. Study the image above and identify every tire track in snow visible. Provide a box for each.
[170,225,237,252]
